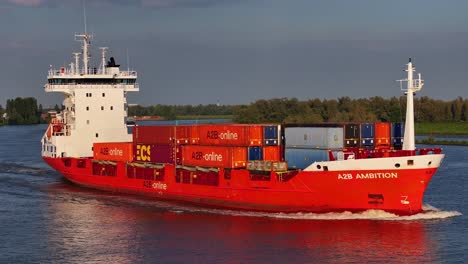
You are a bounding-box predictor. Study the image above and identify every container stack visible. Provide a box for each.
[246,125,286,171]
[284,125,344,169]
[133,125,185,164]
[131,124,285,171]
[92,122,405,172]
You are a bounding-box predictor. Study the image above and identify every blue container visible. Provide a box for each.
[263,125,280,146]
[360,123,375,148]
[285,148,329,169]
[248,146,263,160]
[392,123,404,137]
[391,123,404,148]
[361,123,374,138]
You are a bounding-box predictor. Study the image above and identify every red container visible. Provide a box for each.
[93,142,133,162]
[189,126,200,144]
[375,122,391,148]
[134,143,181,164]
[263,146,281,161]
[174,126,191,144]
[247,125,263,146]
[182,145,247,168]
[133,126,174,144]
[197,125,249,146]
[133,126,191,144]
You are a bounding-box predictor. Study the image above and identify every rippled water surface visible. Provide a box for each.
[0,125,466,263]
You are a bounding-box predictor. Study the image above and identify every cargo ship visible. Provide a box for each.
[42,31,444,215]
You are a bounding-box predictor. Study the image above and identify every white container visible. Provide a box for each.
[285,127,344,149]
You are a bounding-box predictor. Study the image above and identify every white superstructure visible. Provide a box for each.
[41,33,139,158]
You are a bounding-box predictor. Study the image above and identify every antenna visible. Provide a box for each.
[126,48,130,72]
[83,0,87,34]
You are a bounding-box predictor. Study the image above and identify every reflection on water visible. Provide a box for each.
[43,182,452,263]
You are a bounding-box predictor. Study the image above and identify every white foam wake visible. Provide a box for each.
[171,203,462,221]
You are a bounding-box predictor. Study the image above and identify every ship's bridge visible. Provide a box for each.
[46,67,139,93]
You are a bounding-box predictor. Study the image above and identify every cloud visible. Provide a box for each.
[1,0,235,8]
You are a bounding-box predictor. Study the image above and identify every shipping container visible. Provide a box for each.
[248,146,263,160]
[263,125,281,145]
[182,145,247,168]
[344,123,360,148]
[93,142,133,162]
[174,126,191,144]
[189,126,200,144]
[197,125,250,146]
[375,122,391,148]
[391,123,404,149]
[284,126,344,149]
[360,123,375,148]
[263,146,281,161]
[285,148,329,169]
[247,125,263,146]
[133,126,191,144]
[133,143,181,164]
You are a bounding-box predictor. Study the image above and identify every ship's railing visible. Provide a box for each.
[45,83,139,92]
[48,68,137,77]
[334,148,442,160]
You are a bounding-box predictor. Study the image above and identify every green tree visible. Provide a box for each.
[5,97,40,125]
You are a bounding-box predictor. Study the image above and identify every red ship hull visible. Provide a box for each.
[44,156,439,215]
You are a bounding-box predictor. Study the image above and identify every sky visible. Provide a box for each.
[0,0,467,108]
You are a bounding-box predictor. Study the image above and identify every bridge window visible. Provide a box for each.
[96,133,99,138]
[86,106,89,111]
[87,120,89,124]
[102,93,105,97]
[101,106,104,110]
[110,106,113,110]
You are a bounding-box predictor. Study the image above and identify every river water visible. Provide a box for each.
[0,125,465,263]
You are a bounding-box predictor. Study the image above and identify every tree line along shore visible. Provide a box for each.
[2,96,467,138]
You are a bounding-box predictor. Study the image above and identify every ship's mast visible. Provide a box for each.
[75,33,92,74]
[399,58,424,151]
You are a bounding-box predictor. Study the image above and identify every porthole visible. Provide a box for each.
[395,163,400,168]
[317,164,322,170]
[428,161,432,166]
